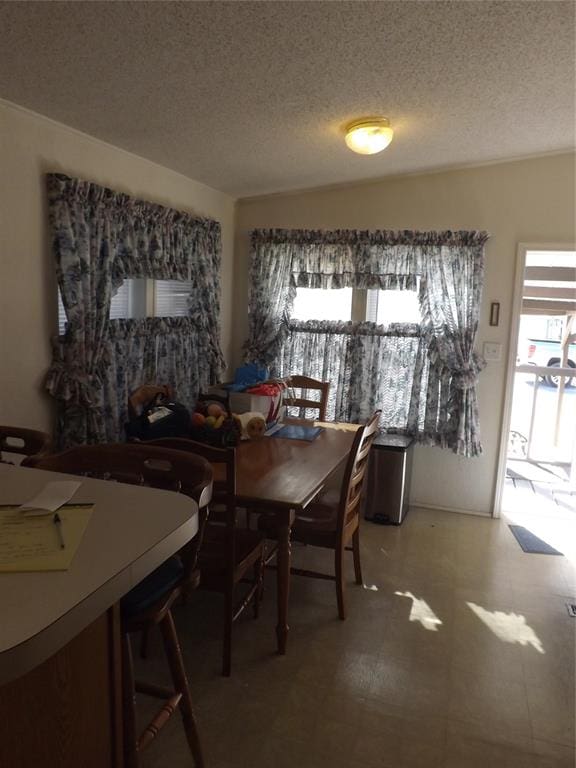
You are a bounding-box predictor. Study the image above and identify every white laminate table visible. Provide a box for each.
[0,463,199,685]
[0,462,200,767]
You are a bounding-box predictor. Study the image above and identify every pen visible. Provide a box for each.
[53,513,65,549]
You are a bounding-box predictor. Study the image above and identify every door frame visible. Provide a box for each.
[492,242,576,517]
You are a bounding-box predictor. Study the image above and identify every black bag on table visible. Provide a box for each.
[126,393,192,441]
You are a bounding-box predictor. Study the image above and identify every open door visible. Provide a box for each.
[495,247,576,539]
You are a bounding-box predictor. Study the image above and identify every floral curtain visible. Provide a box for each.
[46,173,224,447]
[422,246,486,456]
[99,318,212,442]
[275,320,429,423]
[246,228,488,457]
[244,239,296,366]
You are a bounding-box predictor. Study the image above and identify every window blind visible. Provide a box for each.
[109,280,131,319]
[58,281,132,333]
[154,280,192,317]
[57,290,67,334]
[365,290,379,322]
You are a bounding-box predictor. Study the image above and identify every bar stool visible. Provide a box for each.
[26,442,213,768]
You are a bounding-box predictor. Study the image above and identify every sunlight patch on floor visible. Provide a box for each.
[395,590,443,631]
[466,601,545,653]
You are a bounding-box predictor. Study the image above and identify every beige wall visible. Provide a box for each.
[2,97,573,515]
[235,154,576,515]
[0,100,236,436]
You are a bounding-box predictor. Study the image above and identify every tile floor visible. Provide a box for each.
[138,508,576,768]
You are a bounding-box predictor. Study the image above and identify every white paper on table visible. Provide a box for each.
[19,480,82,516]
[264,422,284,437]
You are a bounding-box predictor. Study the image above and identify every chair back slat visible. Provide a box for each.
[27,443,213,579]
[284,375,330,422]
[0,425,51,463]
[337,411,381,532]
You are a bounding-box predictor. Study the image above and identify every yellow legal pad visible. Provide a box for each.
[0,504,94,572]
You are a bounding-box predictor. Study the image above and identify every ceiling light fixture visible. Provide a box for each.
[344,117,394,155]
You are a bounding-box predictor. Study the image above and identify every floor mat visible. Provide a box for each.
[508,524,563,555]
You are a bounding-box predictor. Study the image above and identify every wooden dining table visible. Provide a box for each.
[233,422,358,654]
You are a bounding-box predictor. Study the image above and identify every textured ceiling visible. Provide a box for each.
[0,1,574,198]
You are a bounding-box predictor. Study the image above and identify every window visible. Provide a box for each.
[291,286,421,325]
[57,293,66,334]
[109,280,133,319]
[292,288,353,321]
[366,287,422,326]
[57,278,192,333]
[154,280,192,317]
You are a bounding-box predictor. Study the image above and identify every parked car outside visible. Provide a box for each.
[522,338,576,387]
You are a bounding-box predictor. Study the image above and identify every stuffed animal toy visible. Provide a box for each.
[234,411,266,439]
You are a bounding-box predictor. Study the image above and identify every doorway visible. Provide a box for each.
[495,246,576,553]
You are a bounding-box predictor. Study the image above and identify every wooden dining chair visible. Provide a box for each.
[284,375,330,421]
[148,438,265,676]
[0,425,51,464]
[26,443,212,768]
[259,411,380,620]
[244,375,330,530]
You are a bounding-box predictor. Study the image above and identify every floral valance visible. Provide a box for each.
[251,228,488,290]
[251,229,489,247]
[288,319,423,338]
[48,173,222,283]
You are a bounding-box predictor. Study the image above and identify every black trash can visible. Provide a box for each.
[363,435,414,525]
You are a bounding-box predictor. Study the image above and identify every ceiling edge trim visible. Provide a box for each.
[237,148,576,203]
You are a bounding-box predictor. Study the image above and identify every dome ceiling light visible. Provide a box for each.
[344,117,394,155]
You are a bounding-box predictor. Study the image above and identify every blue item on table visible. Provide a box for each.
[227,363,269,392]
[270,424,322,442]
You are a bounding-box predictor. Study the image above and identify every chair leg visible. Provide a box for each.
[139,627,150,659]
[121,631,139,768]
[253,559,262,619]
[159,611,204,768]
[352,528,363,586]
[222,588,233,677]
[335,546,346,620]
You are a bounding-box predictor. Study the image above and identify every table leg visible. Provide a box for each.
[275,509,295,655]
